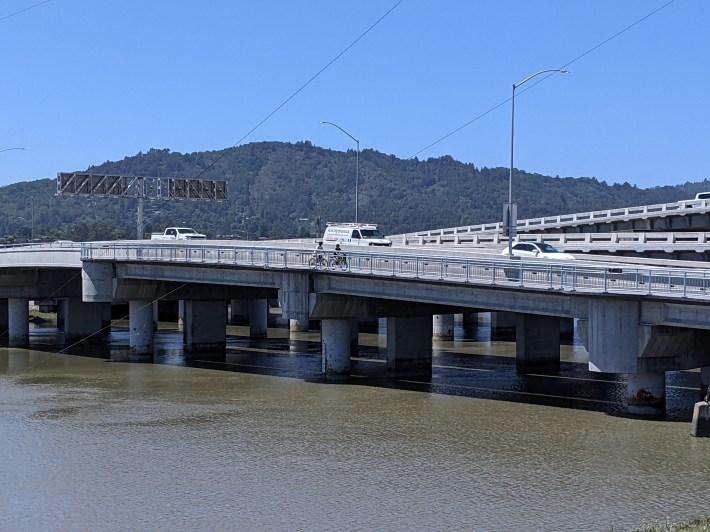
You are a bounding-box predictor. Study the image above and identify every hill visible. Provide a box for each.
[1,141,708,242]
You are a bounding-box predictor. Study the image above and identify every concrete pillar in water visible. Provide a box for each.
[701,367,710,399]
[129,300,154,358]
[0,299,8,336]
[516,314,560,373]
[691,401,710,437]
[627,372,665,416]
[152,301,159,331]
[249,299,268,338]
[491,311,517,338]
[183,300,227,358]
[62,298,105,342]
[462,312,478,326]
[8,298,29,347]
[350,319,359,356]
[321,318,352,381]
[433,314,454,340]
[560,317,574,341]
[178,300,185,332]
[387,316,433,380]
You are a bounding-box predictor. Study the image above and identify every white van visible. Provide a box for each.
[695,192,710,200]
[322,223,392,247]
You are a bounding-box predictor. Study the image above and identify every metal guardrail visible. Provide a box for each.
[81,242,710,300]
[390,198,710,243]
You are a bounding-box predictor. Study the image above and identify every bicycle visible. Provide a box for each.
[329,254,348,271]
[308,254,327,269]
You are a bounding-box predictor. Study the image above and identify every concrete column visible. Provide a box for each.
[560,317,574,340]
[8,298,29,347]
[700,367,710,399]
[350,319,359,356]
[691,401,710,437]
[387,316,433,380]
[178,300,185,331]
[0,299,8,335]
[56,299,65,330]
[627,372,666,416]
[129,300,154,357]
[229,299,249,325]
[101,303,112,335]
[62,298,105,342]
[462,312,478,327]
[280,273,310,332]
[81,261,113,302]
[491,311,517,339]
[183,300,227,357]
[321,319,352,381]
[433,314,454,340]
[249,299,268,338]
[152,301,159,330]
[516,314,560,373]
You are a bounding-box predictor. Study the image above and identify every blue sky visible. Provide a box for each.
[0,0,707,189]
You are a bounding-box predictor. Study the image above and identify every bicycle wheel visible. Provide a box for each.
[308,257,316,268]
[328,258,337,271]
[340,258,348,271]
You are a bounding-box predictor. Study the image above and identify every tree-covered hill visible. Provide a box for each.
[0,141,708,242]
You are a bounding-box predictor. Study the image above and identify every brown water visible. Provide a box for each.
[1,319,709,531]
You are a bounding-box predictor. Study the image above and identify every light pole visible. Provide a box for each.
[320,120,360,223]
[507,69,569,257]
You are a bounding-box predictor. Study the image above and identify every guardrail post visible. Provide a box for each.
[648,271,652,295]
[603,269,608,293]
[683,271,687,297]
[518,262,523,287]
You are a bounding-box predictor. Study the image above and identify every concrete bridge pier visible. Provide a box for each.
[8,298,29,347]
[516,314,560,373]
[627,372,666,416]
[229,299,249,325]
[0,299,8,336]
[183,300,227,359]
[560,317,574,341]
[433,314,454,340]
[129,300,154,359]
[387,316,433,380]
[249,299,268,338]
[491,311,517,339]
[701,367,710,399]
[61,298,106,342]
[350,319,359,356]
[321,318,353,381]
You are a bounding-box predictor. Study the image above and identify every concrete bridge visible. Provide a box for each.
[2,239,709,417]
[391,198,710,260]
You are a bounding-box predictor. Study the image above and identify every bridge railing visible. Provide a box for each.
[81,241,710,300]
[390,198,710,243]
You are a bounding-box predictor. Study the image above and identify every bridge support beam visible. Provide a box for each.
[280,273,311,333]
[62,298,106,342]
[129,300,154,358]
[249,299,268,338]
[321,318,352,381]
[516,314,560,373]
[387,316,432,380]
[433,314,454,340]
[627,372,666,416]
[8,298,29,347]
[183,300,227,357]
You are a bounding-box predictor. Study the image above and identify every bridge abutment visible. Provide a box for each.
[387,316,433,380]
[321,318,353,381]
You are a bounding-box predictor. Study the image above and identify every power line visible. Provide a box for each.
[0,0,53,22]
[409,0,679,160]
[191,0,406,180]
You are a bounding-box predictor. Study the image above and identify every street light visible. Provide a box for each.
[506,69,569,258]
[320,120,360,223]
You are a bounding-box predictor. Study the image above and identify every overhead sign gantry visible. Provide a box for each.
[56,173,228,238]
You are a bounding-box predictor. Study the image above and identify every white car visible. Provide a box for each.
[500,242,575,260]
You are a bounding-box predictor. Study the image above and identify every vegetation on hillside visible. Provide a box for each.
[0,141,708,242]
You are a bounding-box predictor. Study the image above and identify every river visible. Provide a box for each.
[1,316,709,531]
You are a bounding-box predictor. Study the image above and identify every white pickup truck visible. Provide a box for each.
[150,227,207,240]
